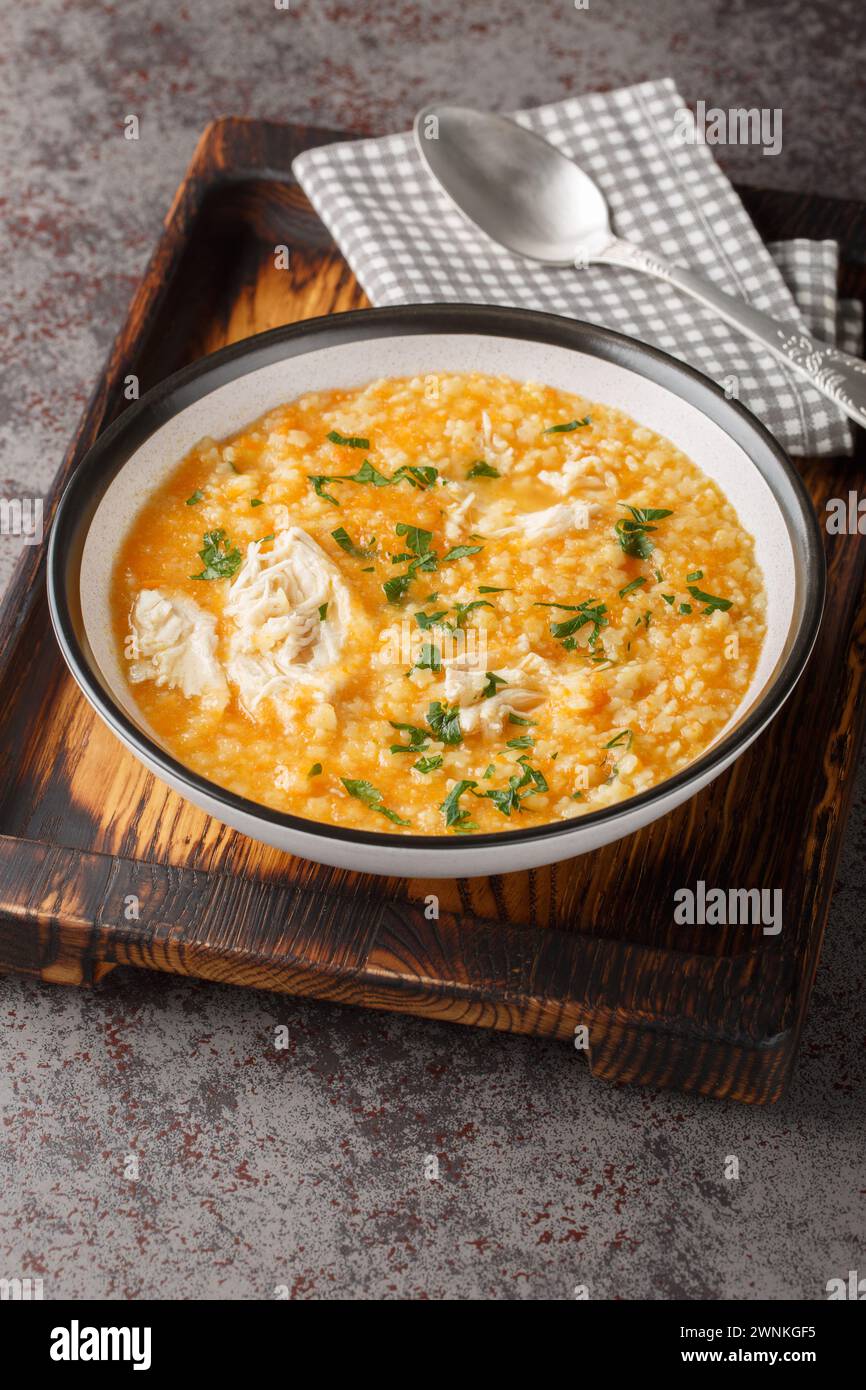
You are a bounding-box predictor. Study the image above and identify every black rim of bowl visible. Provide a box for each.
[47,303,825,853]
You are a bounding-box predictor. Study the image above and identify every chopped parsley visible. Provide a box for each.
[604,729,633,750]
[308,763,323,777]
[615,504,673,560]
[190,529,242,580]
[415,609,449,631]
[481,671,508,699]
[618,577,647,599]
[466,460,500,479]
[250,498,263,507]
[441,779,478,832]
[442,543,484,563]
[662,593,675,605]
[412,641,442,674]
[481,757,548,816]
[506,735,534,750]
[415,598,493,632]
[427,700,462,745]
[309,459,437,506]
[340,777,410,825]
[686,569,703,583]
[679,602,693,615]
[309,476,341,506]
[389,720,430,754]
[186,489,203,506]
[327,429,369,448]
[396,523,434,557]
[318,602,329,621]
[535,598,608,650]
[331,526,375,559]
[543,416,591,434]
[413,754,443,774]
[478,585,509,594]
[383,572,414,604]
[383,523,440,605]
[687,584,732,614]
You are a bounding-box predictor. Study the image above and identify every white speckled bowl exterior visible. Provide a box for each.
[48,306,824,877]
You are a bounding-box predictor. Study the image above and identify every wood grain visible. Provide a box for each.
[0,117,863,1103]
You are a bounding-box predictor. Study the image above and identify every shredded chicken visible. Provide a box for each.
[489,500,594,541]
[224,526,352,717]
[444,488,476,542]
[480,409,514,472]
[128,589,228,705]
[443,653,547,737]
[538,453,606,495]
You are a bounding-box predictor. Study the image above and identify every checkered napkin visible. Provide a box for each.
[294,77,863,458]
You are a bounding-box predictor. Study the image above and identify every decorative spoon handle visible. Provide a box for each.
[592,236,866,430]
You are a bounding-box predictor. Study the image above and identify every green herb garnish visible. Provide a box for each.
[331,526,375,559]
[543,416,591,434]
[427,700,463,746]
[309,475,341,506]
[327,429,369,449]
[604,729,633,750]
[535,598,608,650]
[442,544,483,562]
[466,460,500,479]
[413,755,443,774]
[481,671,508,699]
[615,504,673,560]
[186,489,203,506]
[383,524,439,604]
[618,577,647,599]
[308,763,323,777]
[309,459,436,506]
[318,602,329,621]
[340,777,410,825]
[441,779,478,832]
[687,584,732,614]
[480,758,548,816]
[389,720,430,754]
[190,529,242,581]
[412,642,442,674]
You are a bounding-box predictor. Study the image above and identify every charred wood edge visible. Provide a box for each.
[0,833,797,1050]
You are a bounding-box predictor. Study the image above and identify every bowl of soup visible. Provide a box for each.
[47,305,824,877]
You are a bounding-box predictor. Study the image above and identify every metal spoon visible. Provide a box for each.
[413,103,866,431]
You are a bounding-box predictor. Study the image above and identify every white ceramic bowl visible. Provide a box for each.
[48,305,824,877]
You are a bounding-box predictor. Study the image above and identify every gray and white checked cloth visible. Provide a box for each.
[294,77,863,458]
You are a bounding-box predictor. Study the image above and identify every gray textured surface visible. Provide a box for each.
[1,0,864,1301]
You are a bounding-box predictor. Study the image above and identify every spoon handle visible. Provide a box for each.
[593,237,866,431]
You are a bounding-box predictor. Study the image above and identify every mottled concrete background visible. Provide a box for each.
[1,0,865,1300]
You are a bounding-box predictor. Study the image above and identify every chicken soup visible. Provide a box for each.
[113,372,766,835]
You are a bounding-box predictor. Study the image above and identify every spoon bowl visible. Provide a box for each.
[413,103,612,264]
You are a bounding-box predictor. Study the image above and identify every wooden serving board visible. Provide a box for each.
[2,118,864,1103]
